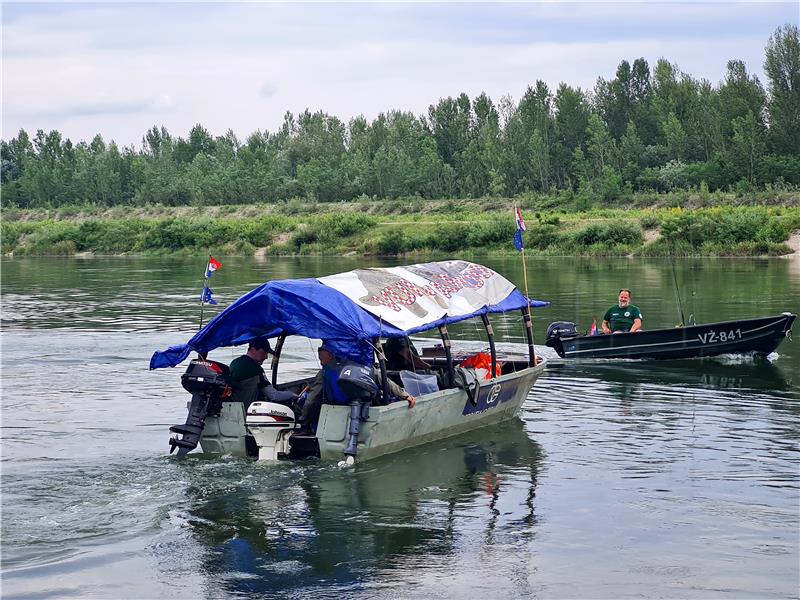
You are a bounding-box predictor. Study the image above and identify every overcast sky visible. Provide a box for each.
[2,1,797,148]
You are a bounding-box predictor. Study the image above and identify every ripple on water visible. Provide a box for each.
[2,271,799,598]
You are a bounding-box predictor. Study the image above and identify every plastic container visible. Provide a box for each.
[399,370,439,397]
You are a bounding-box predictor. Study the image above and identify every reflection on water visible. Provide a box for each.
[1,256,798,598]
[177,422,540,597]
[550,357,795,393]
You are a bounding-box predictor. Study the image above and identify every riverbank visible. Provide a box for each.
[2,196,799,257]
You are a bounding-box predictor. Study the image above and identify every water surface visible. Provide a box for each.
[2,256,798,598]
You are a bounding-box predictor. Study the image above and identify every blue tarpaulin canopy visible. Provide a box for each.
[150,262,548,369]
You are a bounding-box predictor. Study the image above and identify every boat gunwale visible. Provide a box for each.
[557,313,795,343]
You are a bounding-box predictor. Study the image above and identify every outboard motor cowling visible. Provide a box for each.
[336,363,380,401]
[336,363,378,462]
[181,358,230,395]
[545,321,578,347]
[169,359,230,456]
[246,401,297,460]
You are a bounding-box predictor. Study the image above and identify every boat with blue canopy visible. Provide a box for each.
[151,260,549,464]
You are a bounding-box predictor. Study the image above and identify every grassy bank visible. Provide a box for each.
[2,196,799,257]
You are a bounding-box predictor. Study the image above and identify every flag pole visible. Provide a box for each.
[521,245,537,365]
[516,205,537,365]
[199,254,211,331]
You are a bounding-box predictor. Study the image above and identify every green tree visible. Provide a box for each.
[662,112,689,161]
[530,128,550,191]
[427,93,472,166]
[764,24,800,154]
[595,60,634,139]
[620,121,645,184]
[728,110,767,183]
[586,113,616,176]
[718,59,766,142]
[173,124,216,164]
[553,84,590,186]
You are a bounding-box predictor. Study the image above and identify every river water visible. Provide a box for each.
[1,256,798,599]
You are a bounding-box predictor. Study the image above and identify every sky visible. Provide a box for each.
[2,1,797,148]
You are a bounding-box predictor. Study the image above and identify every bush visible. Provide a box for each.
[328,213,375,237]
[466,219,515,247]
[377,229,407,254]
[429,223,470,252]
[571,221,643,247]
[639,212,661,229]
[759,154,800,186]
[405,230,434,251]
[290,226,317,248]
[659,207,791,248]
[290,213,375,249]
[240,216,294,246]
[535,212,561,226]
[45,240,78,255]
[599,166,623,203]
[734,178,755,197]
[659,161,689,191]
[525,224,561,250]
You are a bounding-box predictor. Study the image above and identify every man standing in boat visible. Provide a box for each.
[229,338,300,408]
[602,289,643,334]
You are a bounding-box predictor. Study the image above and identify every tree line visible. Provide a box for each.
[2,24,798,209]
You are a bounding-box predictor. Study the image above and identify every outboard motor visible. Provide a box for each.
[245,401,297,460]
[337,362,379,465]
[168,358,230,456]
[545,321,579,348]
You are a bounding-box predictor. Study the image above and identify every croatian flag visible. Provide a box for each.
[513,206,526,252]
[589,319,598,336]
[206,256,222,278]
[201,286,217,305]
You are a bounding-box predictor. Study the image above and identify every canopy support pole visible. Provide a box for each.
[374,339,390,404]
[438,325,455,388]
[481,314,498,379]
[271,333,286,385]
[521,308,536,367]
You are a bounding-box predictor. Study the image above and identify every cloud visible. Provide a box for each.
[260,83,278,99]
[41,95,174,119]
[2,2,795,146]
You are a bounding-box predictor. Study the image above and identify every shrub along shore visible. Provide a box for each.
[2,194,799,258]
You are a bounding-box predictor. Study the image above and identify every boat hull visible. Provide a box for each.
[547,314,795,360]
[316,361,545,461]
[198,360,546,461]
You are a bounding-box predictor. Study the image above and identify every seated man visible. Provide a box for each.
[229,338,299,409]
[298,344,416,431]
[383,337,432,371]
[602,288,643,334]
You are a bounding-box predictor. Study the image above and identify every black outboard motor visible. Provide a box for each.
[336,362,379,463]
[545,321,579,348]
[168,358,230,456]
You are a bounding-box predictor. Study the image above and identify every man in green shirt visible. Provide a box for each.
[229,338,299,409]
[602,288,643,333]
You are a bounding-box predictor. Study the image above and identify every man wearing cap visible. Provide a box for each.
[298,344,416,432]
[229,338,299,409]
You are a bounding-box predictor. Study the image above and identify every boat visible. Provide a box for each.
[151,260,549,464]
[544,313,796,360]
